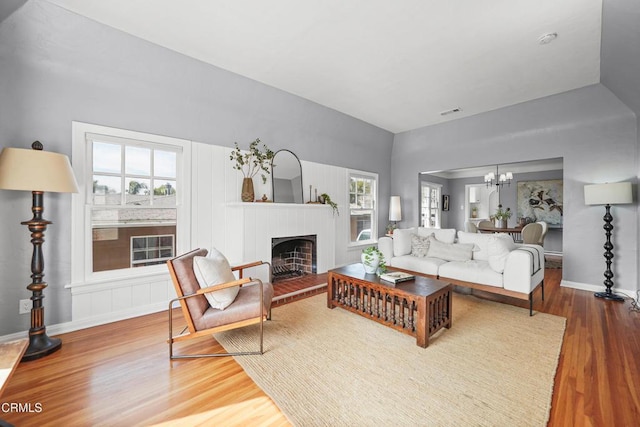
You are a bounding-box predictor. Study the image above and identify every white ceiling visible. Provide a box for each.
[47,0,603,133]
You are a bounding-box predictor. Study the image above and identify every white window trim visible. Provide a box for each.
[69,122,191,288]
[420,181,443,228]
[347,169,378,248]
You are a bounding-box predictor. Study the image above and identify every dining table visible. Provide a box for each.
[477,224,524,241]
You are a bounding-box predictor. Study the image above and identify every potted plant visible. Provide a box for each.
[229,138,274,202]
[385,223,398,235]
[471,206,478,218]
[493,204,512,228]
[320,193,339,216]
[361,246,387,275]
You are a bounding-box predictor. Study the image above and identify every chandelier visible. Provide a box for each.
[484,166,513,188]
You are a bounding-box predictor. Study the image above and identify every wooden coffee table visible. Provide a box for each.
[327,264,452,348]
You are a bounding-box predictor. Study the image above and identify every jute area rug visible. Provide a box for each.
[215,292,566,427]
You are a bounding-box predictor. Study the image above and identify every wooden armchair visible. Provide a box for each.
[167,248,273,360]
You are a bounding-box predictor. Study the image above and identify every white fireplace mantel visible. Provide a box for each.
[225,202,337,283]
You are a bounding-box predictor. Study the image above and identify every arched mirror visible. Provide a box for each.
[271,149,303,203]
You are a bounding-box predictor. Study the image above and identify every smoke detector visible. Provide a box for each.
[538,33,558,45]
[440,107,462,116]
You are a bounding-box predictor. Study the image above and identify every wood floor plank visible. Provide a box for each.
[1,267,639,426]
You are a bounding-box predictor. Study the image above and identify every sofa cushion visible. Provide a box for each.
[411,233,433,257]
[390,255,446,276]
[193,248,240,310]
[439,260,504,287]
[393,227,417,256]
[426,236,474,262]
[488,235,517,273]
[418,227,456,244]
[457,231,491,261]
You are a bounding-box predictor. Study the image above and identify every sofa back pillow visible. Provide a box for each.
[393,227,417,256]
[487,235,516,273]
[418,227,456,244]
[426,236,474,262]
[457,231,492,261]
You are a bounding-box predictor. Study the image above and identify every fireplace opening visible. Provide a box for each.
[271,235,317,282]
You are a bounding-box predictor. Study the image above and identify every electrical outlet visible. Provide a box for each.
[19,299,31,314]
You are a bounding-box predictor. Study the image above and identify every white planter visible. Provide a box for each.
[361,252,380,274]
[495,218,507,228]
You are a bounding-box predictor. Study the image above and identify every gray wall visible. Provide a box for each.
[392,84,638,293]
[0,1,393,335]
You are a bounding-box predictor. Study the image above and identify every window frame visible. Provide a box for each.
[420,181,442,228]
[70,122,191,287]
[130,234,175,268]
[347,170,378,247]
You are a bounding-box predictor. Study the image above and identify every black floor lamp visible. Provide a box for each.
[0,141,79,361]
[584,181,633,302]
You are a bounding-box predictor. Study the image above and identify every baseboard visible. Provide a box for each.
[0,301,167,344]
[560,280,638,299]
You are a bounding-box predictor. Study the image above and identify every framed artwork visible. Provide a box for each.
[516,180,563,225]
[442,194,450,211]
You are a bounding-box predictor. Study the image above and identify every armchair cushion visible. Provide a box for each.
[193,248,240,310]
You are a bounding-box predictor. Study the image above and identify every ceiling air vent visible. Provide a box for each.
[440,107,462,116]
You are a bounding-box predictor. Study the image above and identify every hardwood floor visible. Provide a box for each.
[1,268,639,426]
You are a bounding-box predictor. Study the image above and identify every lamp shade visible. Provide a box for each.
[389,196,402,221]
[0,147,79,193]
[584,182,632,206]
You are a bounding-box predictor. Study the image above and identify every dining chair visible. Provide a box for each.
[536,221,548,246]
[521,223,543,245]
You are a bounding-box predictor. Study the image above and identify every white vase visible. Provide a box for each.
[361,252,379,274]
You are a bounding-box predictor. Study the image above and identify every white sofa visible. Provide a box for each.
[378,227,545,315]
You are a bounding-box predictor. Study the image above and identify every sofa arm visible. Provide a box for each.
[503,245,545,294]
[378,237,394,266]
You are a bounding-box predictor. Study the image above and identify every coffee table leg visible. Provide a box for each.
[416,298,428,348]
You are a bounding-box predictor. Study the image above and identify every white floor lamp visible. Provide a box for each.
[0,141,79,361]
[584,181,633,302]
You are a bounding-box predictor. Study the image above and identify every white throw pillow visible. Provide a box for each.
[393,227,417,256]
[426,236,474,262]
[411,233,433,257]
[487,236,515,273]
[193,248,240,310]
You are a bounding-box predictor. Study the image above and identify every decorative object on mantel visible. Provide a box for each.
[492,204,512,228]
[471,206,478,218]
[271,149,303,204]
[361,246,386,275]
[320,193,339,216]
[0,141,79,361]
[584,181,633,302]
[229,138,274,202]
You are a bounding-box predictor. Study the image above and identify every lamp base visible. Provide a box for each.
[22,333,61,362]
[594,291,625,302]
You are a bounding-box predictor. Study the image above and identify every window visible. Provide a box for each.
[421,182,442,228]
[89,135,180,272]
[131,235,175,267]
[349,172,378,244]
[71,122,191,283]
